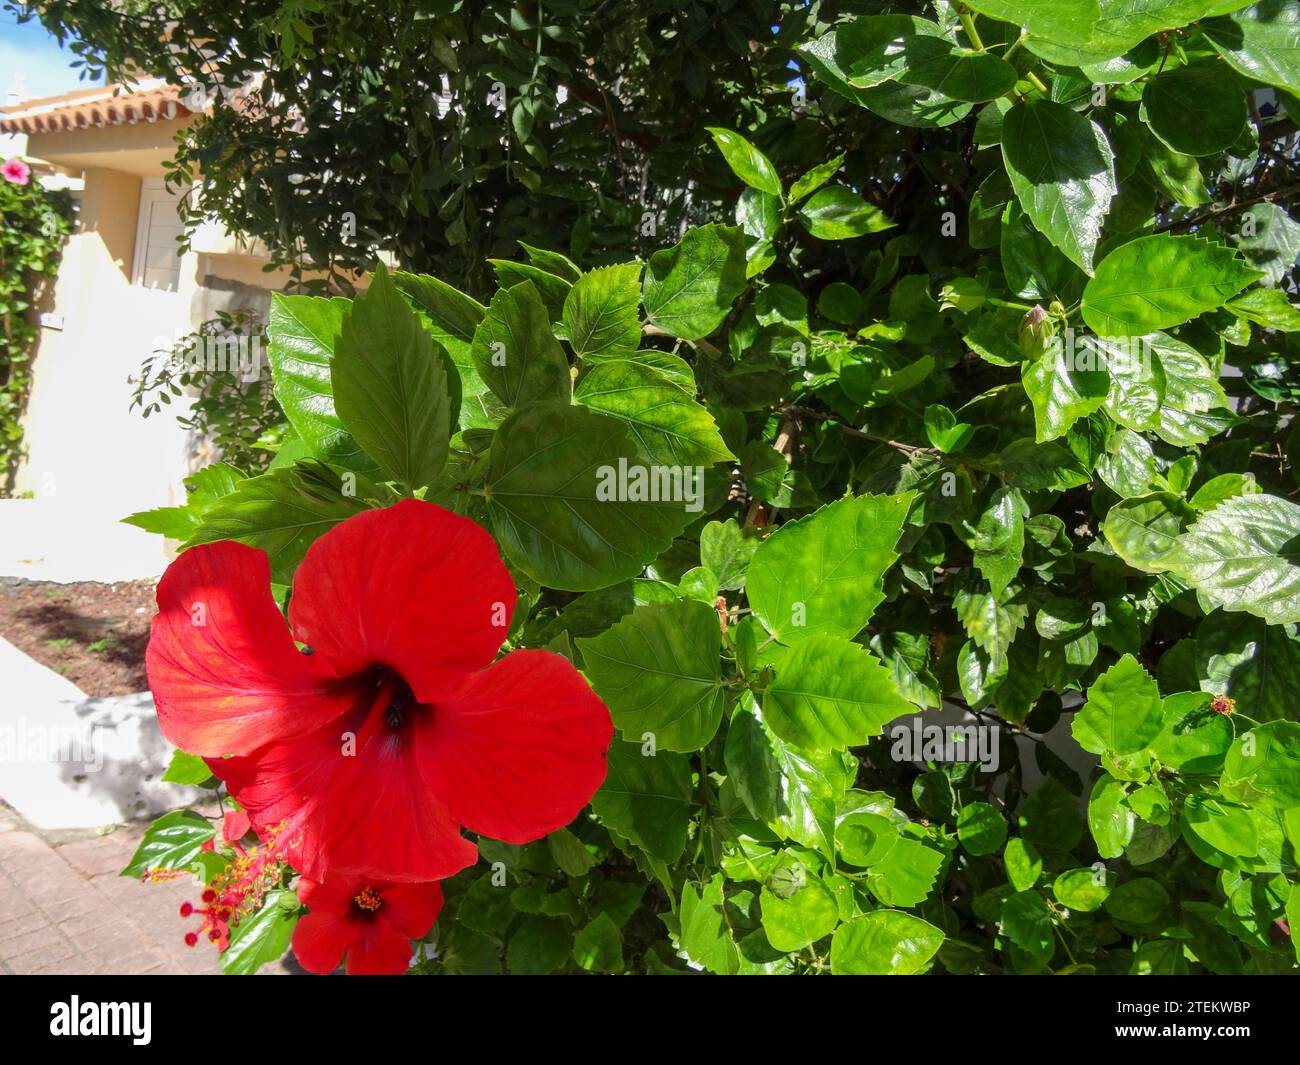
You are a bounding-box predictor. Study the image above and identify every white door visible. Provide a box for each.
[131,177,186,292]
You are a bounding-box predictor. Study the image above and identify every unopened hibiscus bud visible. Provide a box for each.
[1018,304,1054,359]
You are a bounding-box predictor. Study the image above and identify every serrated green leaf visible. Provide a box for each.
[577,600,724,752]
[748,493,911,643]
[1082,234,1260,336]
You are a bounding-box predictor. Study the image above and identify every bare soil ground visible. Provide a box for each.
[0,578,156,696]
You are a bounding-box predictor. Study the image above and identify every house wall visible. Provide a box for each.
[15,166,196,517]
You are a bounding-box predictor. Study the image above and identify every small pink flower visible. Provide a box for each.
[2,158,31,185]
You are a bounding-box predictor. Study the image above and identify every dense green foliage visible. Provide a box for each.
[112,0,1300,975]
[12,0,825,294]
[0,169,70,485]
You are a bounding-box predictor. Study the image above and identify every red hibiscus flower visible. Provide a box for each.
[147,499,613,883]
[292,875,443,975]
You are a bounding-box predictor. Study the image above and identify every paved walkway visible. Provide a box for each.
[0,802,288,975]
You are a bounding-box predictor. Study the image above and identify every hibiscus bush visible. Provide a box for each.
[119,1,1300,976]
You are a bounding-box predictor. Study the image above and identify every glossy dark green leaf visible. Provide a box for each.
[333,264,452,489]
[483,403,692,591]
[577,600,724,752]
[1002,100,1116,272]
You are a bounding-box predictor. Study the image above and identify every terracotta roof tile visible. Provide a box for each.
[0,82,192,135]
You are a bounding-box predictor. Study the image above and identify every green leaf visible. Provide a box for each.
[1225,287,1300,331]
[577,600,724,752]
[797,186,894,240]
[489,260,572,322]
[1025,1,1228,66]
[958,486,1026,597]
[1004,837,1043,891]
[1150,690,1234,773]
[762,634,913,751]
[575,359,733,466]
[963,0,1101,41]
[122,504,201,540]
[1233,202,1300,286]
[1000,890,1053,962]
[723,706,848,862]
[830,910,944,975]
[547,828,598,878]
[706,127,783,197]
[1168,493,1300,624]
[923,404,975,452]
[483,403,691,591]
[1082,234,1261,336]
[1073,654,1164,756]
[1139,61,1246,156]
[1220,721,1300,809]
[333,263,452,489]
[562,262,644,361]
[700,518,759,591]
[956,803,1008,858]
[1088,776,1138,859]
[266,294,376,473]
[837,811,899,867]
[436,925,502,975]
[678,875,740,974]
[390,270,487,427]
[1053,867,1112,912]
[121,810,215,879]
[185,461,370,585]
[1103,877,1172,926]
[1183,794,1259,858]
[573,912,624,973]
[1205,0,1300,97]
[893,37,1019,102]
[867,836,944,907]
[643,223,748,340]
[953,575,1029,661]
[590,737,694,863]
[1018,775,1084,852]
[747,493,911,643]
[789,154,845,202]
[1195,612,1300,722]
[1001,99,1116,272]
[760,877,838,952]
[1103,491,1196,573]
[517,242,582,282]
[1021,351,1109,445]
[161,750,214,786]
[507,915,572,974]
[222,889,298,975]
[471,280,571,408]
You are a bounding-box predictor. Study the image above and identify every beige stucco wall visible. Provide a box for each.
[15,166,196,516]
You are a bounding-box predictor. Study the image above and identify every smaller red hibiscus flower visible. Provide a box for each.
[292,875,443,976]
[2,158,31,185]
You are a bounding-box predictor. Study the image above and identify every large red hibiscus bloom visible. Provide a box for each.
[147,499,613,883]
[292,875,443,975]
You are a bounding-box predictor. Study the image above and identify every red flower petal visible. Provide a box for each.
[291,907,351,975]
[344,920,418,975]
[288,500,516,701]
[221,809,251,843]
[211,696,478,883]
[147,541,350,756]
[379,881,444,940]
[417,650,613,843]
